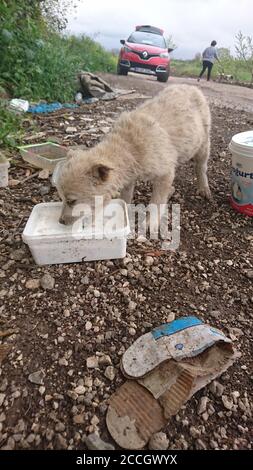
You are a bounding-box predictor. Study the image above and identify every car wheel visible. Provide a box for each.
[157,66,170,82]
[157,73,169,82]
[117,64,128,76]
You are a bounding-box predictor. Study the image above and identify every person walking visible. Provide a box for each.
[198,40,220,82]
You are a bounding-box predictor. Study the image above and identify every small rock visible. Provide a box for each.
[128,301,137,311]
[209,380,224,397]
[245,270,253,279]
[55,434,68,449]
[145,256,154,266]
[166,312,175,322]
[28,370,45,385]
[86,356,98,368]
[40,273,55,290]
[98,355,112,366]
[149,432,169,450]
[74,385,86,395]
[59,358,68,366]
[66,126,77,134]
[39,386,45,395]
[104,366,116,381]
[73,414,85,424]
[128,327,136,336]
[196,439,207,450]
[198,396,209,415]
[0,393,5,406]
[55,422,65,432]
[39,185,50,196]
[25,279,40,290]
[84,433,115,450]
[1,437,15,450]
[222,395,234,410]
[190,426,201,438]
[38,169,50,180]
[231,391,240,402]
[85,321,92,331]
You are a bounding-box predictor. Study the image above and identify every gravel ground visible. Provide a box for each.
[0,82,252,450]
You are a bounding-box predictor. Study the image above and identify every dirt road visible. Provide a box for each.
[102,72,253,113]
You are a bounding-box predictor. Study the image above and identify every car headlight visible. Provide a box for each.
[124,46,132,53]
[160,52,169,58]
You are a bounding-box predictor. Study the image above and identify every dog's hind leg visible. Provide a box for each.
[120,182,135,204]
[194,139,211,199]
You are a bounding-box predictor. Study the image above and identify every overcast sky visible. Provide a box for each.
[67,0,253,59]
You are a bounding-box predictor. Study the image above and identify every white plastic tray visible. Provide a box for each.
[22,200,130,265]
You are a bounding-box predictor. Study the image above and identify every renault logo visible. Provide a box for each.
[142,51,148,59]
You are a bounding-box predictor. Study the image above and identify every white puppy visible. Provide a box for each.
[56,84,211,225]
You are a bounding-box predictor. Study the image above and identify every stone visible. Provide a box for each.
[149,432,169,450]
[28,370,45,385]
[86,356,98,368]
[222,395,234,410]
[74,386,86,395]
[198,396,209,415]
[25,279,40,290]
[84,433,115,450]
[40,273,55,290]
[104,366,116,381]
[39,185,50,196]
[0,393,5,406]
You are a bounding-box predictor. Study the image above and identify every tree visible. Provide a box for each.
[166,35,177,51]
[235,31,253,83]
[194,52,202,61]
[41,0,80,31]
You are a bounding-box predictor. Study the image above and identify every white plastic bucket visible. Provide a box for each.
[229,130,253,217]
[22,199,130,265]
[0,161,10,188]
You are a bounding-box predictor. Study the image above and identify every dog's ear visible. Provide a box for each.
[91,164,112,182]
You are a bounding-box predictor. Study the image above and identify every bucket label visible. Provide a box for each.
[231,165,253,216]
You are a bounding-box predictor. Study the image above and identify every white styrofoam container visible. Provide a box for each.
[22,200,130,265]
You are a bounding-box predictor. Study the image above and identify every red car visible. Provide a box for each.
[117,25,173,82]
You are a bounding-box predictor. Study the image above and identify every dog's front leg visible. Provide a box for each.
[148,172,175,234]
[120,182,135,204]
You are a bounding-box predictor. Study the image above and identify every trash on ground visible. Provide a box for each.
[77,71,136,102]
[0,152,10,188]
[229,130,253,217]
[106,316,238,449]
[9,99,29,113]
[22,199,130,265]
[19,142,68,171]
[28,102,78,114]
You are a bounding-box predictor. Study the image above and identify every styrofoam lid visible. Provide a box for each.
[22,200,129,241]
[229,130,253,157]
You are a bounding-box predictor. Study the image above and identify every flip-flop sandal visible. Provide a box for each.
[107,318,238,449]
[107,342,238,449]
[121,316,231,379]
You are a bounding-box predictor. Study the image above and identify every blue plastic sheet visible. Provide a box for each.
[28,102,78,114]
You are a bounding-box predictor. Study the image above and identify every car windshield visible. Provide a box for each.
[127,31,166,48]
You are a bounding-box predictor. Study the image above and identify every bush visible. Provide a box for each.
[0,1,116,102]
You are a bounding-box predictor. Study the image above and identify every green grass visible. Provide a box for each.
[171,59,252,82]
[0,1,117,149]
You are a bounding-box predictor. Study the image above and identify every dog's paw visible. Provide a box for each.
[198,186,212,199]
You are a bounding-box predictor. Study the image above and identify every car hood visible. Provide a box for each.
[125,41,167,54]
